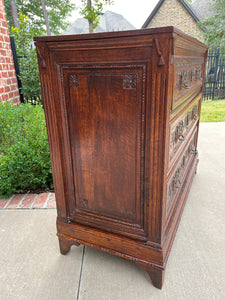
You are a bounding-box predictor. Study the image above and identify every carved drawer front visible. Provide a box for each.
[171,56,204,117]
[167,128,198,217]
[169,96,200,170]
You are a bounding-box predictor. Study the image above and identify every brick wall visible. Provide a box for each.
[0,0,20,105]
[146,0,204,42]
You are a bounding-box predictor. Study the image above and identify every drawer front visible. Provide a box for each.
[169,96,200,169]
[171,56,204,117]
[166,128,198,217]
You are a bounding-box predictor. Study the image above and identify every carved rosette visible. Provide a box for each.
[69,73,79,88]
[123,74,137,89]
[78,198,88,209]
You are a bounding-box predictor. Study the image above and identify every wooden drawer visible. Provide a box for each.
[166,128,198,217]
[169,96,200,170]
[171,56,204,118]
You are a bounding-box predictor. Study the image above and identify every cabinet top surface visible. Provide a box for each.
[33,26,208,50]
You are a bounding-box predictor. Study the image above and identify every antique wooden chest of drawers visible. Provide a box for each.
[34,27,208,289]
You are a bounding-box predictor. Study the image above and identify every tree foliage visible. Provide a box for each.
[11,14,42,103]
[199,0,225,51]
[4,0,75,35]
[79,0,113,33]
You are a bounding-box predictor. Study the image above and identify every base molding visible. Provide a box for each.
[58,233,80,255]
[57,232,164,289]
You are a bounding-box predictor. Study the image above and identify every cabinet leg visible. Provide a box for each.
[58,234,80,255]
[135,261,164,289]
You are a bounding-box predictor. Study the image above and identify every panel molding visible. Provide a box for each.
[58,62,148,240]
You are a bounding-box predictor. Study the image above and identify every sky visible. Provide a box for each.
[69,0,159,29]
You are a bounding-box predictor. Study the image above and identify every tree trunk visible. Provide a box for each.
[10,0,20,29]
[41,0,51,36]
[87,0,93,33]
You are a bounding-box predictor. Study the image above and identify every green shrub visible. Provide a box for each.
[0,102,53,197]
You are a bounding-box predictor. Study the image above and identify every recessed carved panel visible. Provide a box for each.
[169,97,200,168]
[61,63,148,240]
[172,57,204,112]
[167,131,198,215]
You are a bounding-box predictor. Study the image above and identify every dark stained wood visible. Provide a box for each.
[58,234,80,255]
[135,261,165,289]
[34,26,208,289]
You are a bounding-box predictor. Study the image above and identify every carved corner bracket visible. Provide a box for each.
[35,43,47,69]
[154,38,169,66]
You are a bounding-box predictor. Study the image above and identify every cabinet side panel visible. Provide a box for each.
[64,68,142,222]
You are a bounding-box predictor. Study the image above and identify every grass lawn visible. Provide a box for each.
[200,99,225,122]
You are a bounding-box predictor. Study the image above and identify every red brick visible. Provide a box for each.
[0,28,7,35]
[1,93,8,101]
[19,194,37,208]
[0,49,6,56]
[14,91,19,97]
[8,91,14,98]
[0,197,10,208]
[2,71,7,77]
[6,194,26,209]
[4,86,10,92]
[11,77,17,84]
[3,34,9,43]
[8,71,13,77]
[32,193,49,208]
[46,193,56,208]
[5,57,10,63]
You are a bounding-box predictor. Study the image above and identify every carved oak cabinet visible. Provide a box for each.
[34,27,208,289]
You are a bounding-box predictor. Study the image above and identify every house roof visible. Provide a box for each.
[142,0,200,28]
[63,11,136,35]
[191,0,214,20]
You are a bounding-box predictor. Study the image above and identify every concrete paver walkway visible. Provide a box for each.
[0,122,225,300]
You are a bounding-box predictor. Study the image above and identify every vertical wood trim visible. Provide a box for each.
[36,43,67,218]
[147,35,170,245]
